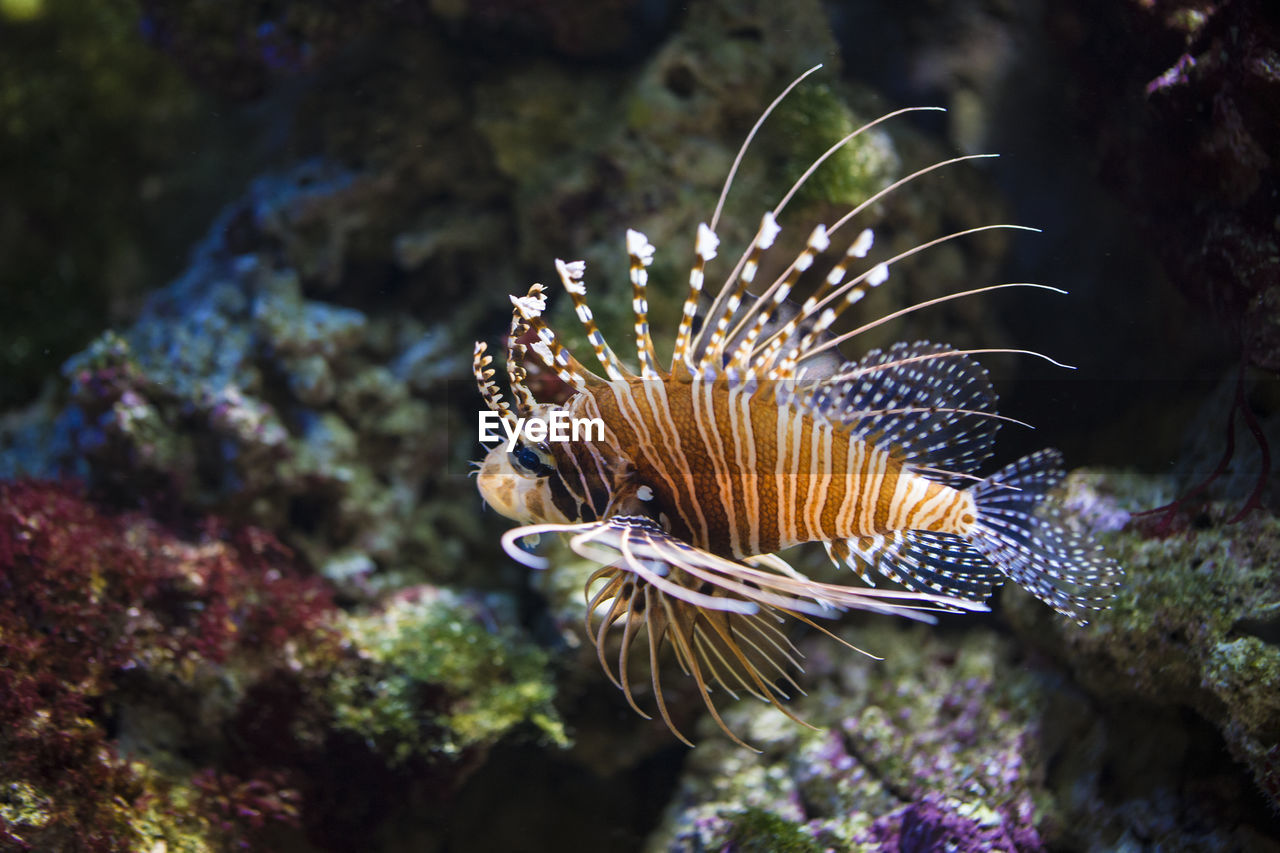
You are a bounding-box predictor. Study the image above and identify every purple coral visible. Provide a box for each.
[864,794,1043,853]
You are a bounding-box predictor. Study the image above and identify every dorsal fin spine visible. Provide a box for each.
[696,212,778,371]
[625,229,663,381]
[474,341,522,433]
[672,223,719,374]
[510,283,594,393]
[726,223,830,371]
[554,258,631,381]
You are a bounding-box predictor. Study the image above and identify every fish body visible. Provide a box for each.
[472,67,1121,747]
[553,376,976,557]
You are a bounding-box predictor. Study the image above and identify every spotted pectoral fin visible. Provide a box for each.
[502,516,984,621]
[965,448,1124,623]
[798,341,1003,486]
[503,516,987,749]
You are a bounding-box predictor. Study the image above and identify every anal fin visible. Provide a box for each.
[825,529,1001,602]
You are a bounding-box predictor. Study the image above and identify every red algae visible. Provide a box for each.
[0,479,332,851]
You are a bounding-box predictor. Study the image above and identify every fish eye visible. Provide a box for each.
[509,443,553,478]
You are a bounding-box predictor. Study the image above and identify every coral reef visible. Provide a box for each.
[0,479,324,850]
[643,623,1045,852]
[3,160,485,595]
[1006,469,1280,818]
[0,480,565,850]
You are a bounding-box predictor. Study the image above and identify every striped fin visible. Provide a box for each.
[672,62,823,375]
[757,221,1038,379]
[748,226,876,379]
[687,288,844,381]
[824,536,889,586]
[500,516,988,621]
[505,295,539,415]
[671,223,720,373]
[768,250,891,379]
[502,515,985,749]
[509,283,593,393]
[694,212,781,372]
[625,229,663,380]
[966,448,1124,623]
[802,341,1001,484]
[724,223,831,372]
[554,258,632,381]
[584,564,812,749]
[473,340,521,431]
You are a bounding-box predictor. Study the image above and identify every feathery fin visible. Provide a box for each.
[966,448,1124,623]
[801,341,1001,483]
[826,530,1003,600]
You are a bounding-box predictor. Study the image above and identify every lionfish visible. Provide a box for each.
[473,66,1121,748]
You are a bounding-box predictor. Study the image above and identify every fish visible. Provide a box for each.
[472,65,1122,749]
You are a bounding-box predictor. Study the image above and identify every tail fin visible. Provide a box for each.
[967,448,1123,623]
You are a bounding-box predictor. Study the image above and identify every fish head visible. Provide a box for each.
[476,438,572,526]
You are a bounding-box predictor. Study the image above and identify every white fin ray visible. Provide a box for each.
[807,282,1068,360]
[504,515,986,620]
[728,155,1003,378]
[504,283,594,393]
[725,149,996,375]
[694,212,781,371]
[709,64,825,232]
[760,223,1040,377]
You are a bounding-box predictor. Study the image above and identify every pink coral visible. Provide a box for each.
[0,479,332,850]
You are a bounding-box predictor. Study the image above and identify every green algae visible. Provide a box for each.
[727,807,825,853]
[117,770,218,853]
[0,769,221,853]
[0,781,55,836]
[33,237,488,595]
[0,0,44,21]
[328,594,567,764]
[768,83,901,209]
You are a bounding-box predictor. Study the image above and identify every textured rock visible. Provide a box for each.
[1007,469,1280,819]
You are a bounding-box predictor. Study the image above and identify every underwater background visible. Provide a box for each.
[2,0,1278,850]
